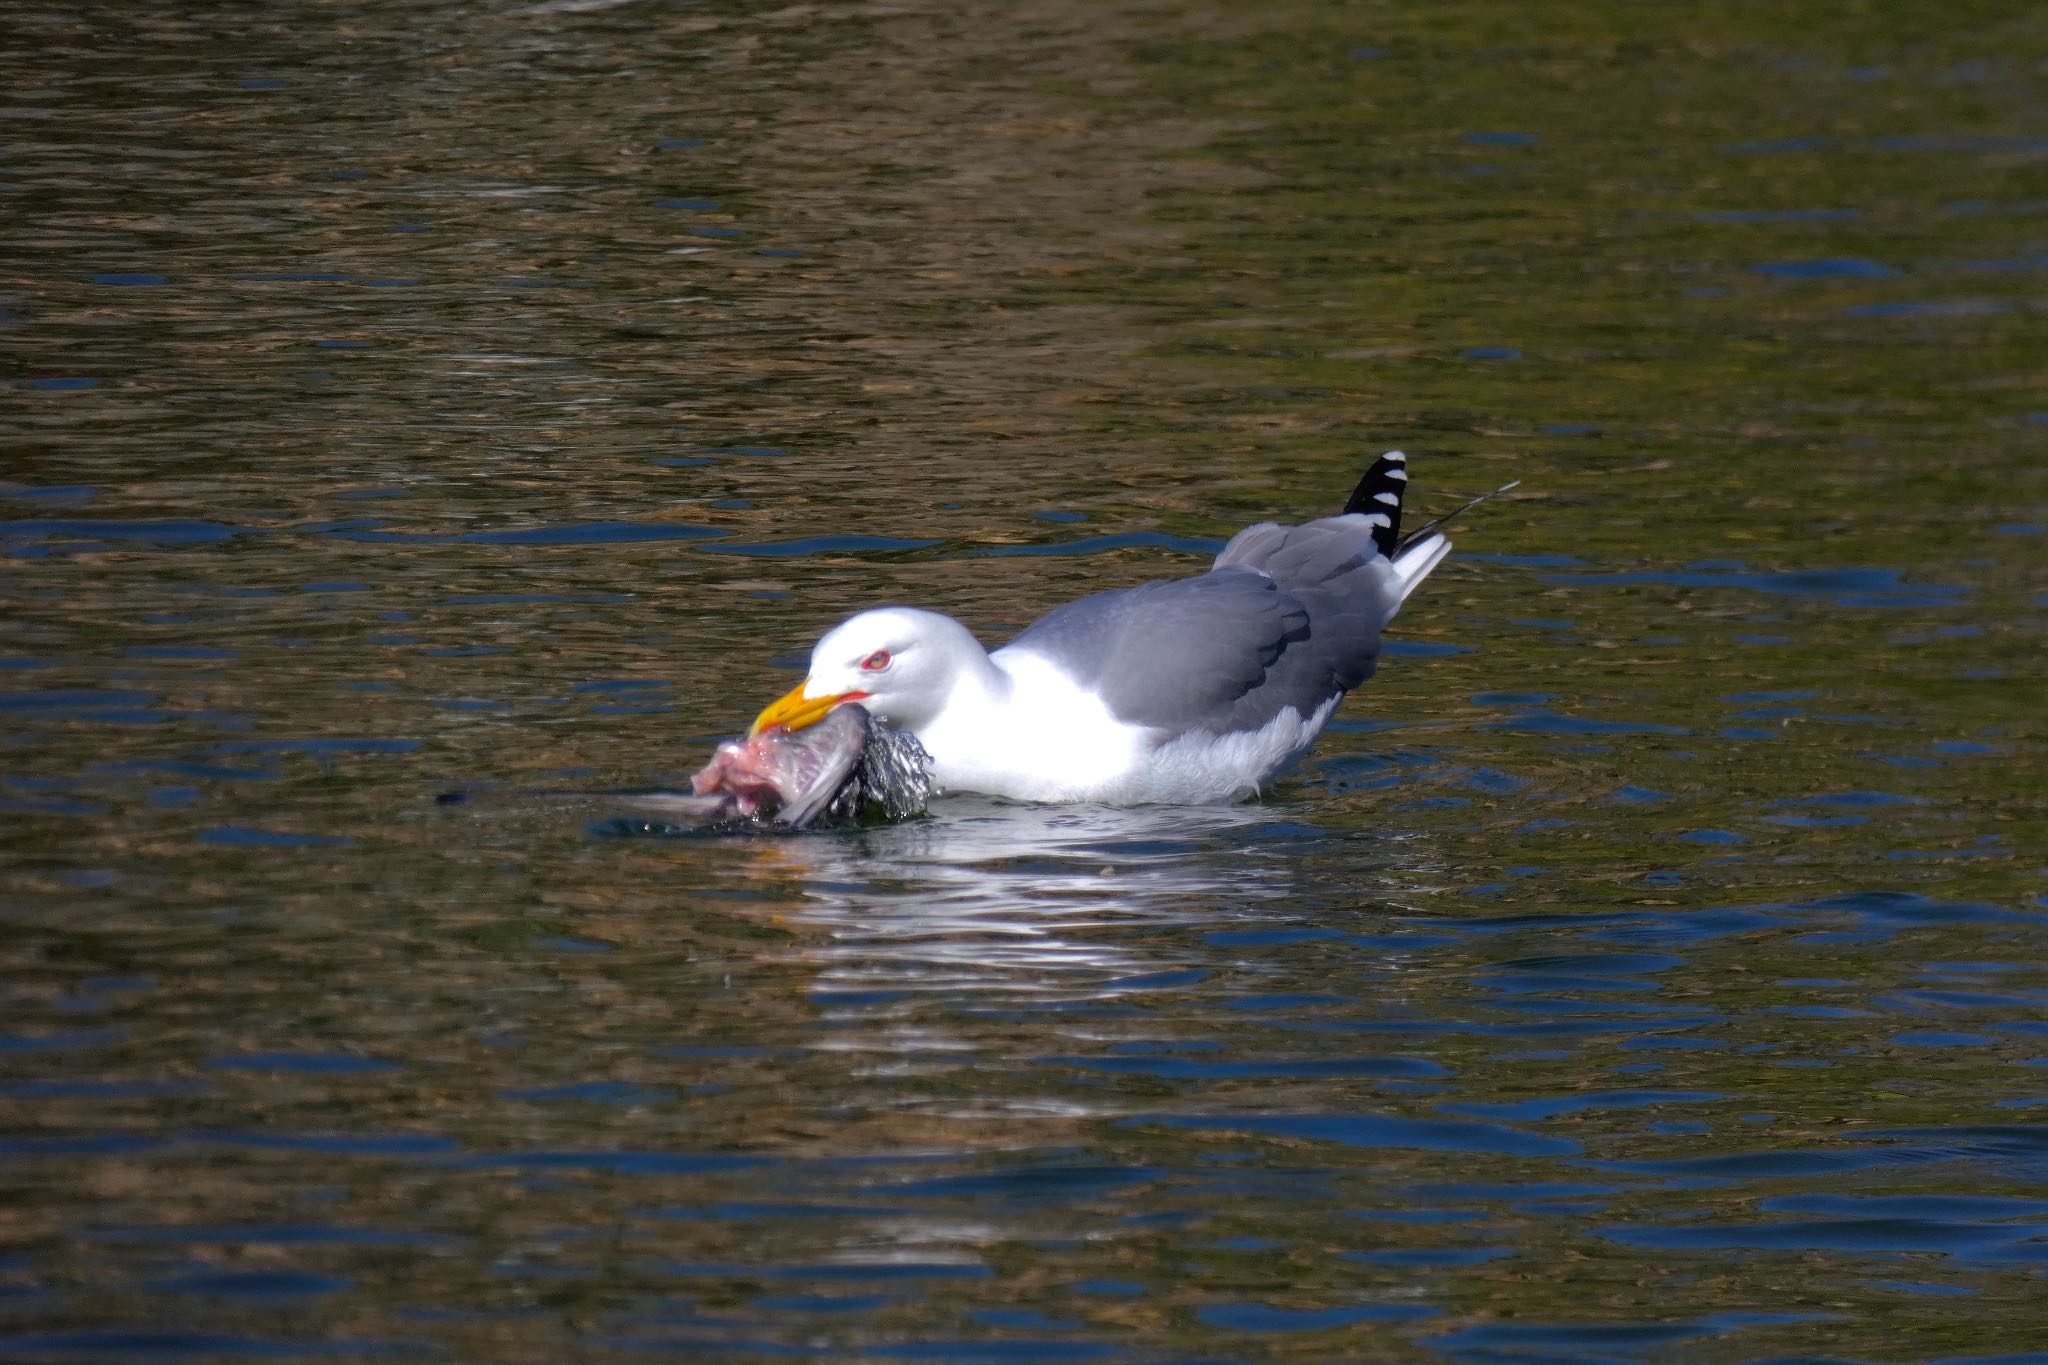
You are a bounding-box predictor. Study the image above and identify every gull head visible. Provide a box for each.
[751,606,983,738]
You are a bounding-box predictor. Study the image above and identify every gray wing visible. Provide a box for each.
[1001,514,1403,737]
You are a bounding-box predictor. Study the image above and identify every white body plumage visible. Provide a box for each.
[750,452,1457,807]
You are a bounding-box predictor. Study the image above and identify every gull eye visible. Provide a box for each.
[861,649,891,672]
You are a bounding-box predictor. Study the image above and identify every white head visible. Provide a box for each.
[751,606,986,737]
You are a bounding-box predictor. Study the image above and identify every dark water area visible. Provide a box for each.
[2,1,2045,1361]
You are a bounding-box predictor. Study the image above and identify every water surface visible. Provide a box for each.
[2,1,2044,1361]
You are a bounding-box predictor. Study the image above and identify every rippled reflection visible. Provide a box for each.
[762,803,1307,1049]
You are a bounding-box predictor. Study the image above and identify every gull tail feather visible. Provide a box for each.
[1389,531,1452,604]
[1388,476,1521,604]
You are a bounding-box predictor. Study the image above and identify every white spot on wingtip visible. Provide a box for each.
[1359,513,1391,528]
[1383,449,1407,461]
[1385,468,1408,481]
[1373,490,1400,505]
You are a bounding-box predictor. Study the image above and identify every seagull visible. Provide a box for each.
[749,451,1464,805]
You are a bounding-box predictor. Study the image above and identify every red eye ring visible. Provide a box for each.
[861,649,891,672]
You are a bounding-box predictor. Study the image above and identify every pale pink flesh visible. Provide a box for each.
[690,725,831,817]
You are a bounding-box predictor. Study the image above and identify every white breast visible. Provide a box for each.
[919,652,1146,803]
[922,652,1339,805]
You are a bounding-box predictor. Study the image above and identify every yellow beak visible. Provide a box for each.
[750,681,864,737]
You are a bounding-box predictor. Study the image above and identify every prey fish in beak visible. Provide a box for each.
[750,680,867,737]
[707,703,872,826]
[610,702,931,833]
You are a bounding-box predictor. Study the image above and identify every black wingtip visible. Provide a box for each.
[1341,450,1408,557]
